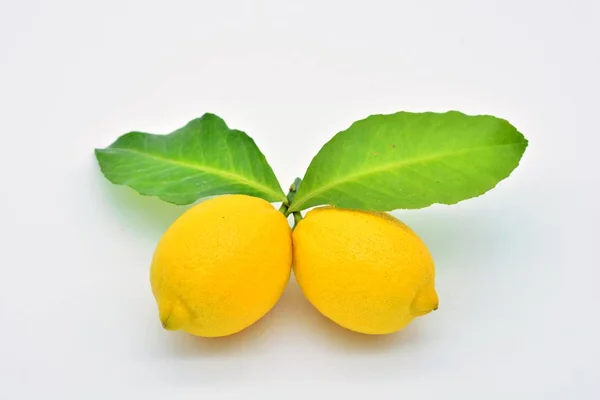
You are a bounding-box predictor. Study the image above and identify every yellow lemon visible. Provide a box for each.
[293,207,438,335]
[150,194,292,337]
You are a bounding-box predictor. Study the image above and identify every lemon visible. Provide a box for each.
[150,194,292,337]
[293,207,438,335]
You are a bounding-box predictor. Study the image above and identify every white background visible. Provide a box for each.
[1,0,599,398]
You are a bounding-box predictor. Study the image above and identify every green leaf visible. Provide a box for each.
[95,113,286,205]
[289,111,528,212]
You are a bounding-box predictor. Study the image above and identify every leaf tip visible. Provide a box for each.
[200,112,226,124]
[94,147,108,167]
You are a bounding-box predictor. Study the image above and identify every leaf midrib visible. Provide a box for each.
[289,141,526,211]
[103,147,285,201]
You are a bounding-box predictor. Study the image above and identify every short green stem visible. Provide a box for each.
[293,212,303,227]
[286,178,302,204]
[279,203,289,215]
[280,177,302,218]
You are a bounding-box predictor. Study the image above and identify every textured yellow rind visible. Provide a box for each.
[293,207,438,335]
[150,195,292,337]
